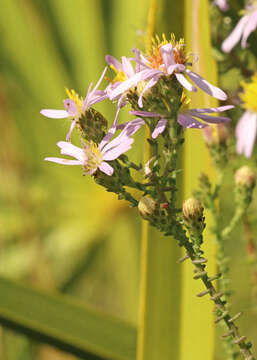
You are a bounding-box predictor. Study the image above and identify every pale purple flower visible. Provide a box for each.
[236,110,257,157]
[178,105,233,128]
[213,0,229,11]
[130,105,233,138]
[222,2,257,52]
[108,43,228,107]
[40,68,108,141]
[45,118,144,176]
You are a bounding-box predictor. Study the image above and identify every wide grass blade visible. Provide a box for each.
[181,1,218,359]
[0,277,136,360]
[136,2,184,360]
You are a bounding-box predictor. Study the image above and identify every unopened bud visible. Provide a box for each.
[183,198,204,221]
[217,123,231,144]
[183,198,205,249]
[235,166,256,188]
[138,196,157,219]
[202,126,214,146]
[202,124,230,146]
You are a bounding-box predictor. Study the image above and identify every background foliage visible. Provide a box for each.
[0,0,256,359]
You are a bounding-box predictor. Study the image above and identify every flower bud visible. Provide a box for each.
[202,124,230,146]
[202,126,214,146]
[138,196,158,219]
[235,166,256,188]
[182,198,204,221]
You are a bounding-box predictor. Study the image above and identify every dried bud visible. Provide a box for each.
[235,166,256,188]
[138,196,157,219]
[183,198,204,221]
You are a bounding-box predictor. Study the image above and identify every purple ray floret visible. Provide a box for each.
[130,105,233,137]
[40,68,108,141]
[222,3,257,52]
[236,110,257,158]
[107,43,228,108]
[213,0,229,11]
[45,117,144,176]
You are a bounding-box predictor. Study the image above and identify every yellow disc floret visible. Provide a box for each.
[110,64,127,84]
[240,73,257,113]
[65,88,84,114]
[148,33,187,70]
[83,141,103,174]
[180,92,191,112]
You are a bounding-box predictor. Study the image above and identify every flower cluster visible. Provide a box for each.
[42,34,232,177]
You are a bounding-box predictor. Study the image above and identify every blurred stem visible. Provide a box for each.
[208,171,238,359]
[222,208,244,239]
[243,215,257,306]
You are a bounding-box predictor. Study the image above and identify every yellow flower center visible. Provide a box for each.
[240,74,257,113]
[65,88,84,114]
[180,92,191,112]
[110,64,127,84]
[148,33,187,70]
[83,141,103,174]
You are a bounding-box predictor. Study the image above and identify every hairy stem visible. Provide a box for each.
[177,225,255,360]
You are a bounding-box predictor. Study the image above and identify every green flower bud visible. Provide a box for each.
[138,196,158,219]
[182,198,204,221]
[235,166,256,188]
[78,108,108,144]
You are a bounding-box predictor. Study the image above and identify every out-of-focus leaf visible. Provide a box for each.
[181,1,217,359]
[0,277,137,360]
[135,2,183,360]
[0,1,68,104]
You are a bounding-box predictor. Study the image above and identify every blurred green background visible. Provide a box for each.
[0,1,256,359]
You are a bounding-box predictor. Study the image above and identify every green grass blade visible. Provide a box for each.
[136,2,184,360]
[0,277,136,360]
[181,1,218,359]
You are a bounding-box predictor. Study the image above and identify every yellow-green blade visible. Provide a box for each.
[0,277,136,360]
[136,2,184,360]
[181,1,217,359]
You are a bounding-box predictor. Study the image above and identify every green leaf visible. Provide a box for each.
[0,277,136,360]
[181,1,217,359]
[136,2,183,360]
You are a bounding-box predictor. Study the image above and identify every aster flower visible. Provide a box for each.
[213,0,229,11]
[45,118,144,176]
[105,52,159,104]
[108,35,228,107]
[130,97,233,138]
[40,68,108,141]
[236,74,257,158]
[221,1,257,52]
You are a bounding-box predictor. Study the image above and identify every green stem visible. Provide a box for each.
[243,215,257,307]
[176,225,256,360]
[222,208,244,239]
[208,172,238,359]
